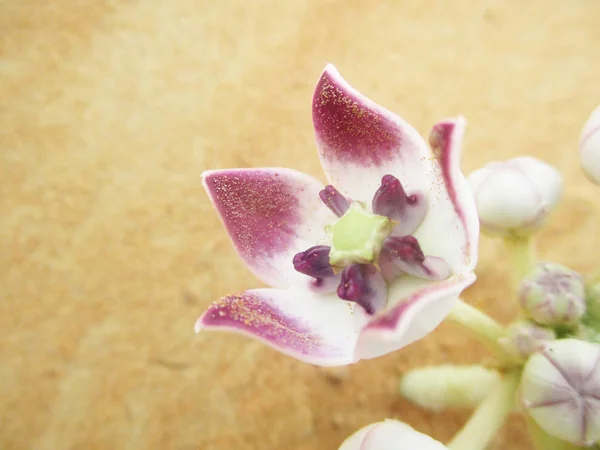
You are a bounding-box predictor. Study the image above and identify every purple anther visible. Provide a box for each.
[319,185,350,217]
[371,175,428,235]
[379,236,450,281]
[372,175,409,220]
[293,245,335,279]
[337,264,387,315]
[382,236,426,265]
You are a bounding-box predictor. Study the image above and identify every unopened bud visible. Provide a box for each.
[400,365,500,411]
[499,320,556,360]
[467,156,563,236]
[339,419,447,450]
[580,104,600,185]
[519,263,586,327]
[520,339,600,446]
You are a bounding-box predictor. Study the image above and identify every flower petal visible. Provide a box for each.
[339,419,447,450]
[355,273,476,359]
[312,68,478,276]
[312,65,430,203]
[196,288,360,366]
[425,119,479,272]
[202,168,335,288]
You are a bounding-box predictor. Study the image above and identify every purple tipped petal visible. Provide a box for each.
[379,236,450,281]
[355,273,476,359]
[426,119,479,270]
[319,185,350,217]
[372,174,428,235]
[202,168,335,289]
[196,288,359,366]
[312,65,430,204]
[337,264,387,315]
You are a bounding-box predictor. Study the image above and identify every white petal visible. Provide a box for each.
[196,287,360,366]
[202,168,335,289]
[355,273,476,359]
[418,119,479,274]
[312,65,431,205]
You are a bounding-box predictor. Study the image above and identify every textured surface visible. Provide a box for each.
[2,0,600,449]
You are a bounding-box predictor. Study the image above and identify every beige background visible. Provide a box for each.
[2,0,600,449]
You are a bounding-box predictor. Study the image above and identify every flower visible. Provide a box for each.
[519,263,586,327]
[520,339,600,446]
[196,65,479,366]
[467,156,563,236]
[339,419,447,450]
[580,105,600,185]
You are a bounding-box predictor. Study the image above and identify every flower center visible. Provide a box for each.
[325,202,395,267]
[292,174,449,316]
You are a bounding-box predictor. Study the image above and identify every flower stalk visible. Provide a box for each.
[446,299,511,362]
[503,233,534,284]
[446,371,520,450]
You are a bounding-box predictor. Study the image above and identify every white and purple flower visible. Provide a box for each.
[338,419,447,450]
[196,65,479,366]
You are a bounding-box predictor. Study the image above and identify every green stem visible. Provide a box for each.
[503,234,534,282]
[446,371,520,450]
[446,299,510,361]
[527,417,581,450]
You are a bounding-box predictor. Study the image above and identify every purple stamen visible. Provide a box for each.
[319,185,350,217]
[372,174,409,220]
[293,245,335,279]
[337,264,386,315]
[371,174,428,235]
[382,236,426,265]
[379,236,450,281]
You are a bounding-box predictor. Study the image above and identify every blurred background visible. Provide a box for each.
[2,0,600,448]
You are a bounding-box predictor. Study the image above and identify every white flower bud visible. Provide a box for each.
[499,320,556,360]
[520,339,600,446]
[580,105,600,185]
[467,156,563,236]
[399,365,500,411]
[339,419,447,450]
[519,263,586,327]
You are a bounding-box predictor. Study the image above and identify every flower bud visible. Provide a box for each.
[499,320,556,360]
[519,263,586,327]
[400,365,500,411]
[467,156,563,236]
[339,419,447,450]
[580,105,600,185]
[520,339,600,446]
